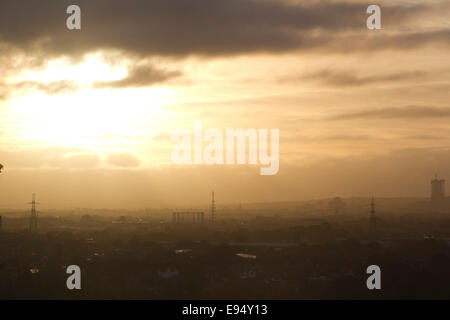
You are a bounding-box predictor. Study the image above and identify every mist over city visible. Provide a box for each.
[1,0,450,306]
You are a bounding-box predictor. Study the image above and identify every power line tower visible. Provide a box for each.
[29,194,39,233]
[0,164,3,236]
[211,191,216,223]
[369,196,377,238]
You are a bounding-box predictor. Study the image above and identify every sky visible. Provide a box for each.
[0,0,450,209]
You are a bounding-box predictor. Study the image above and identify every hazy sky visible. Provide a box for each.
[0,0,450,208]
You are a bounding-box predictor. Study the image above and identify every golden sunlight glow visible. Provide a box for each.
[6,54,177,156]
[10,88,175,150]
[16,53,127,85]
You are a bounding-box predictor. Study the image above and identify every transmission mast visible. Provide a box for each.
[0,164,3,235]
[369,196,377,238]
[211,191,216,223]
[29,194,39,233]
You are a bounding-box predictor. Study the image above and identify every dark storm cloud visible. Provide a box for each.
[94,65,182,88]
[330,105,450,120]
[0,0,447,59]
[282,70,428,87]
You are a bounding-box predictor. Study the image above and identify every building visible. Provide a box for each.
[172,211,204,226]
[328,197,346,215]
[431,175,446,201]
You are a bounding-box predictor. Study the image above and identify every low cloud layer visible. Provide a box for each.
[106,153,141,168]
[0,80,78,100]
[330,105,450,120]
[283,70,429,87]
[94,65,182,88]
[0,147,448,208]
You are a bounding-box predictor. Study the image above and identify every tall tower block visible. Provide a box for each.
[431,175,446,200]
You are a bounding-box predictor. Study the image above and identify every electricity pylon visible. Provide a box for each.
[29,194,39,233]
